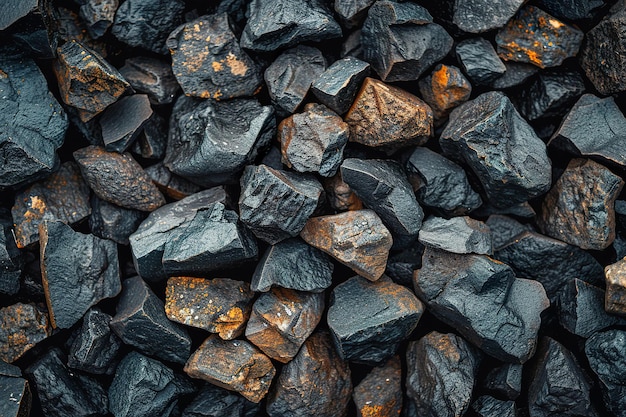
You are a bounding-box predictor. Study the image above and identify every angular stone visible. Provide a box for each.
[486,215,532,251]
[456,38,506,85]
[40,221,120,329]
[311,57,370,115]
[132,113,166,159]
[74,146,166,211]
[89,196,145,245]
[0,303,51,363]
[266,332,352,417]
[451,0,524,32]
[0,373,31,417]
[246,288,324,363]
[145,163,202,201]
[538,158,624,250]
[165,277,255,340]
[119,56,180,105]
[482,363,523,400]
[605,257,626,316]
[419,216,492,255]
[362,1,453,82]
[334,0,375,26]
[0,0,39,30]
[185,336,275,403]
[490,62,539,89]
[472,396,517,417]
[440,91,552,207]
[475,201,537,219]
[181,384,260,417]
[0,223,21,295]
[110,276,192,364]
[418,64,472,122]
[585,329,626,417]
[495,6,584,68]
[55,6,108,58]
[341,29,363,58]
[537,0,606,21]
[79,0,118,38]
[414,248,549,363]
[328,276,423,364]
[384,244,424,287]
[353,356,402,417]
[324,174,363,212]
[301,210,393,281]
[101,94,153,153]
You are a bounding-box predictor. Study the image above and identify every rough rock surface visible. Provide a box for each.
[605,256,626,316]
[353,356,402,417]
[483,363,522,400]
[456,38,506,85]
[89,196,145,245]
[451,0,524,33]
[418,216,492,255]
[311,57,370,115]
[119,56,179,105]
[0,303,51,363]
[585,330,626,417]
[418,64,472,122]
[180,384,259,417]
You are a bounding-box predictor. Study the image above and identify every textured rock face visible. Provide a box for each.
[119,56,179,105]
[452,0,524,33]
[418,64,472,122]
[456,38,506,85]
[0,303,51,363]
[181,384,259,417]
[89,196,145,245]
[585,330,626,417]
[353,356,402,417]
[418,216,492,255]
[311,57,370,115]
[605,257,626,316]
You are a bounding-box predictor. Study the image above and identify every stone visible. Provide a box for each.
[605,257,626,316]
[165,277,255,340]
[184,336,275,403]
[300,210,393,281]
[0,0,39,30]
[79,0,118,38]
[40,221,120,329]
[266,332,352,417]
[110,276,192,364]
[353,356,402,417]
[490,62,539,89]
[482,363,523,400]
[362,1,453,82]
[341,29,363,58]
[132,114,167,159]
[245,288,325,363]
[0,303,50,363]
[451,0,524,32]
[384,244,424,287]
[472,396,517,417]
[55,6,107,58]
[495,6,584,68]
[538,158,624,250]
[0,223,21,295]
[119,56,180,105]
[485,215,532,251]
[145,163,202,201]
[406,331,480,417]
[475,201,537,219]
[181,384,260,417]
[241,0,342,52]
[418,216,492,255]
[324,174,363,212]
[167,14,262,100]
[585,329,626,417]
[334,0,375,26]
[0,45,68,189]
[100,94,153,153]
[311,57,370,115]
[456,38,506,85]
[414,247,549,363]
[537,0,606,21]
[440,91,552,207]
[89,196,145,245]
[74,146,166,211]
[418,64,472,122]
[0,373,31,417]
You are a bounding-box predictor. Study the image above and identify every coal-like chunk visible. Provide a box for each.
[185,336,275,403]
[418,216,492,255]
[55,6,107,58]
[181,384,259,417]
[324,174,364,212]
[0,223,21,295]
[495,6,583,68]
[585,329,626,417]
[362,1,453,82]
[40,221,120,329]
[538,158,623,250]
[490,62,539,89]
[384,244,424,287]
[414,248,549,363]
[440,91,552,207]
[311,57,370,115]
[145,163,202,201]
[112,0,184,54]
[89,196,145,245]
[100,94,153,152]
[301,210,393,281]
[0,45,68,189]
[0,0,40,30]
[405,147,482,216]
[110,276,192,364]
[0,303,50,363]
[605,257,626,316]
[406,331,480,417]
[451,0,524,32]
[251,238,333,293]
[266,332,352,417]
[528,338,594,417]
[472,396,517,417]
[418,64,472,122]
[329,276,423,364]
[264,45,326,116]
[246,288,324,363]
[0,372,31,417]
[168,14,262,100]
[74,146,166,211]
[456,38,506,85]
[68,308,122,375]
[79,0,117,38]
[353,356,402,417]
[483,363,522,400]
[165,96,275,187]
[109,351,195,417]
[132,114,167,159]
[119,56,180,105]
[279,104,349,177]
[537,0,606,21]
[486,215,532,251]
[165,277,255,340]
[334,0,375,25]
[241,0,342,52]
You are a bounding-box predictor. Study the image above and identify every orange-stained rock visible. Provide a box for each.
[418,64,472,122]
[324,174,363,212]
[605,257,626,316]
[0,303,51,363]
[353,356,402,417]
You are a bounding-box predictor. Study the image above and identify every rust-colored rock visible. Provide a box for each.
[353,356,402,417]
[184,335,276,403]
[605,257,626,316]
[0,303,51,363]
[300,210,393,281]
[418,64,472,122]
[344,78,433,148]
[165,277,255,340]
[324,174,363,212]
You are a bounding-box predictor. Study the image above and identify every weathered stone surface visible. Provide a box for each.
[165,277,255,340]
[345,77,433,148]
[456,38,506,85]
[89,196,145,245]
[418,64,472,122]
[40,221,120,329]
[74,146,166,211]
[0,373,31,417]
[145,163,202,201]
[475,201,537,219]
[472,396,517,417]
[311,57,370,115]
[483,363,523,400]
[490,62,539,89]
[185,336,275,403]
[585,329,626,417]
[414,248,549,363]
[100,94,153,153]
[605,256,626,316]
[181,383,260,417]
[362,1,453,82]
[0,303,50,363]
[538,158,624,250]
[132,114,166,160]
[451,0,524,32]
[324,174,363,212]
[334,0,375,25]
[0,0,39,30]
[55,6,108,58]
[418,216,492,255]
[79,0,118,38]
[0,222,21,295]
[440,91,552,207]
[384,244,424,287]
[110,276,192,364]
[119,56,180,105]
[537,0,606,21]
[266,332,352,417]
[301,210,393,281]
[486,215,532,251]
[341,29,363,58]
[353,355,402,417]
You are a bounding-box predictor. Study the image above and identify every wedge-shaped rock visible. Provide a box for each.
[472,396,517,417]
[145,163,202,201]
[311,57,370,115]
[353,356,402,417]
[0,372,31,417]
[482,363,522,400]
[418,64,472,122]
[119,56,179,105]
[0,303,51,363]
[89,196,145,245]
[456,38,506,85]
[451,0,524,33]
[418,216,492,255]
[100,94,153,153]
[181,384,260,417]
[585,330,626,417]
[605,256,626,316]
[0,222,21,295]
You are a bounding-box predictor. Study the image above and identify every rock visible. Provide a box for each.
[472,396,517,417]
[353,356,402,417]
[74,146,165,211]
[485,215,532,251]
[414,247,549,363]
[585,329,626,417]
[0,372,31,417]
[334,0,375,26]
[418,216,492,255]
[167,13,262,100]
[100,94,153,153]
[406,331,480,417]
[0,45,68,189]
[345,77,433,148]
[341,29,363,58]
[278,104,349,177]
[418,64,472,122]
[482,363,523,400]
[328,275,423,364]
[0,0,39,30]
[490,62,539,89]
[324,174,363,212]
[245,288,325,363]
[451,0,524,32]
[132,113,167,159]
[145,163,202,201]
[266,332,352,417]
[311,57,370,115]
[55,6,107,58]
[181,384,259,417]
[165,277,255,340]
[110,276,192,364]
[251,238,334,293]
[537,0,606,21]
[495,6,584,68]
[361,1,453,82]
[300,210,393,281]
[119,56,180,105]
[456,38,506,85]
[475,201,537,219]
[384,244,424,287]
[605,257,626,316]
[440,91,552,207]
[241,0,342,52]
[0,303,50,363]
[40,221,120,329]
[184,336,275,403]
[89,196,145,245]
[79,0,118,38]
[0,222,21,295]
[538,158,624,250]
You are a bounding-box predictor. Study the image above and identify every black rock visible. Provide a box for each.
[0,372,31,417]
[475,201,537,219]
[132,114,167,160]
[537,0,606,21]
[456,38,506,85]
[473,396,517,417]
[2,0,55,58]
[311,57,370,115]
[490,62,539,90]
[181,384,259,417]
[334,0,375,26]
[110,276,192,364]
[483,363,523,400]
[79,0,117,38]
[0,222,22,295]
[418,216,492,255]
[145,163,203,201]
[418,64,472,122]
[119,56,180,105]
[353,356,402,417]
[341,29,363,58]
[89,196,145,245]
[485,215,533,251]
[585,329,626,417]
[384,244,424,287]
[0,0,39,30]
[450,0,524,32]
[54,6,107,59]
[100,94,153,153]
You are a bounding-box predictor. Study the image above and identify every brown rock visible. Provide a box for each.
[605,257,626,316]
[0,303,51,363]
[324,174,363,212]
[418,64,472,122]
[353,356,402,417]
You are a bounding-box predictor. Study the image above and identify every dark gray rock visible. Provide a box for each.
[485,215,533,251]
[334,0,375,26]
[181,384,259,417]
[311,57,370,115]
[418,216,492,255]
[353,356,402,417]
[456,38,506,85]
[385,244,424,287]
[0,222,22,295]
[0,373,31,417]
[537,0,606,21]
[132,113,167,160]
[145,163,203,201]
[0,0,39,30]
[472,396,517,417]
[418,64,472,122]
[101,94,153,153]
[89,196,145,245]
[490,62,539,89]
[586,329,626,417]
[483,363,523,400]
[341,29,363,58]
[79,0,117,38]
[451,0,524,32]
[119,56,180,105]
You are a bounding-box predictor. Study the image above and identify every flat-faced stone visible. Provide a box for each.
[0,373,31,417]
[472,396,517,417]
[486,215,533,251]
[456,38,506,85]
[131,113,166,159]
[490,62,539,89]
[418,64,472,122]
[353,355,402,417]
[585,329,626,417]
[89,196,145,245]
[0,223,21,295]
[145,163,202,201]
[100,94,153,153]
[324,174,364,212]
[482,363,523,400]
[0,303,51,363]
[605,257,626,316]
[311,57,370,115]
[119,56,180,105]
[537,0,606,21]
[418,216,492,255]
[79,0,117,38]
[181,383,259,417]
[451,0,524,32]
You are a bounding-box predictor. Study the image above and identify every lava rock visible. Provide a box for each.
[486,215,533,251]
[472,396,517,417]
[0,303,50,363]
[0,372,31,417]
[181,384,259,417]
[145,163,203,201]
[490,62,539,89]
[585,329,626,417]
[456,38,506,85]
[353,356,402,417]
[605,257,626,316]
[324,174,364,212]
[100,94,153,152]
[0,222,21,295]
[418,64,472,122]
[311,57,370,115]
[482,363,523,400]
[119,56,180,105]
[450,0,524,32]
[110,276,192,364]
[89,196,145,245]
[79,0,118,38]
[418,216,492,255]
